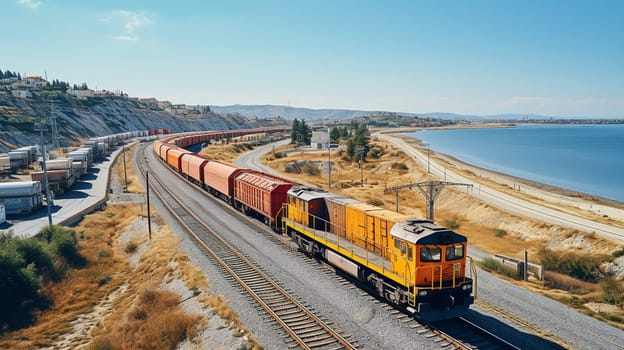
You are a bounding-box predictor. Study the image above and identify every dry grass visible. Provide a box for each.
[88,288,202,350]
[199,143,253,162]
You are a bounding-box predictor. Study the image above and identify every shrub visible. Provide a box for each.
[0,233,45,329]
[368,198,384,207]
[273,151,285,159]
[444,218,460,230]
[99,276,112,286]
[612,248,624,258]
[544,271,595,294]
[600,277,624,305]
[391,162,409,171]
[97,250,112,259]
[125,241,138,254]
[495,229,507,238]
[479,258,518,279]
[538,248,604,282]
[302,162,320,176]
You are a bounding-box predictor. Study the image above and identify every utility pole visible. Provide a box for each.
[384,181,472,221]
[122,141,128,192]
[327,127,331,189]
[34,122,53,226]
[146,171,152,240]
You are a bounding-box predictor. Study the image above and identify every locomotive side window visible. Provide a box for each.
[408,245,413,261]
[420,247,441,262]
[446,244,464,261]
[394,239,407,255]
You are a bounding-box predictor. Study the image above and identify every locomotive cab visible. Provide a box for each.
[390,220,474,320]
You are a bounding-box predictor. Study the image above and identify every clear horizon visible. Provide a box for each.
[2,0,623,118]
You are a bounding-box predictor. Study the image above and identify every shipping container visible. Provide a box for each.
[0,181,42,197]
[0,181,43,216]
[202,161,243,201]
[9,150,30,171]
[44,158,73,171]
[234,170,293,226]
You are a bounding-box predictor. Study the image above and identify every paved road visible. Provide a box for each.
[376,133,624,244]
[233,138,290,173]
[3,147,122,238]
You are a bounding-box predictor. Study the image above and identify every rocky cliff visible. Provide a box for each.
[0,92,285,152]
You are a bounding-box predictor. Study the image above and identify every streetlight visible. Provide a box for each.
[422,143,431,174]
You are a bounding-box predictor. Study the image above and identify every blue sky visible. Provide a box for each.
[2,0,623,117]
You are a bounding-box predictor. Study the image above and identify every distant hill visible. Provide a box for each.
[211,104,545,121]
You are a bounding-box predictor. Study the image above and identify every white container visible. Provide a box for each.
[45,158,73,171]
[0,181,42,197]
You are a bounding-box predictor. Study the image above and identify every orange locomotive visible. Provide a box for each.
[283,186,474,321]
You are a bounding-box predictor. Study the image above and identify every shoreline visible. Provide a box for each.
[392,132,624,225]
[396,124,624,205]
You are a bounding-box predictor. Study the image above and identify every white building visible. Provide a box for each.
[11,90,32,98]
[311,131,330,150]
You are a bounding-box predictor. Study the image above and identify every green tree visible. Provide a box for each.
[291,118,312,145]
[330,126,341,142]
[291,118,301,144]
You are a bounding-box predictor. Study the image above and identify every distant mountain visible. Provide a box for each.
[210,104,386,120]
[211,104,544,121]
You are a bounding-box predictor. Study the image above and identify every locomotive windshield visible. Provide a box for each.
[420,247,441,262]
[446,244,464,261]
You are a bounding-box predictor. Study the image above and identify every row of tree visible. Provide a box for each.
[0,69,22,80]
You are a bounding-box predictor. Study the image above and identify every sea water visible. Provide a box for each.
[404,124,624,202]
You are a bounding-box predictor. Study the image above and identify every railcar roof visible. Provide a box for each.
[287,186,332,201]
[390,220,467,245]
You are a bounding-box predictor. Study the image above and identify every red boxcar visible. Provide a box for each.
[166,147,191,172]
[202,161,243,201]
[182,154,209,183]
[234,171,294,226]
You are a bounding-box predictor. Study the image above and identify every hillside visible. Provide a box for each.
[0,91,285,152]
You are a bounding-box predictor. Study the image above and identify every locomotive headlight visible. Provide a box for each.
[462,284,472,291]
[418,290,428,296]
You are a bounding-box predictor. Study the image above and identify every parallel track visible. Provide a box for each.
[137,144,358,350]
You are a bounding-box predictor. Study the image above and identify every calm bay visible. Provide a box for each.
[404,124,624,202]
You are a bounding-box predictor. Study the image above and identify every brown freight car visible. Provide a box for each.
[234,171,293,228]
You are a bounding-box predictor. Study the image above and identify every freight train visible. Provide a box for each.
[154,128,474,321]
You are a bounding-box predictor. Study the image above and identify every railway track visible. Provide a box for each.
[136,144,358,350]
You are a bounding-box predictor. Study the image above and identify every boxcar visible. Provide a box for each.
[202,161,243,201]
[234,171,293,227]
